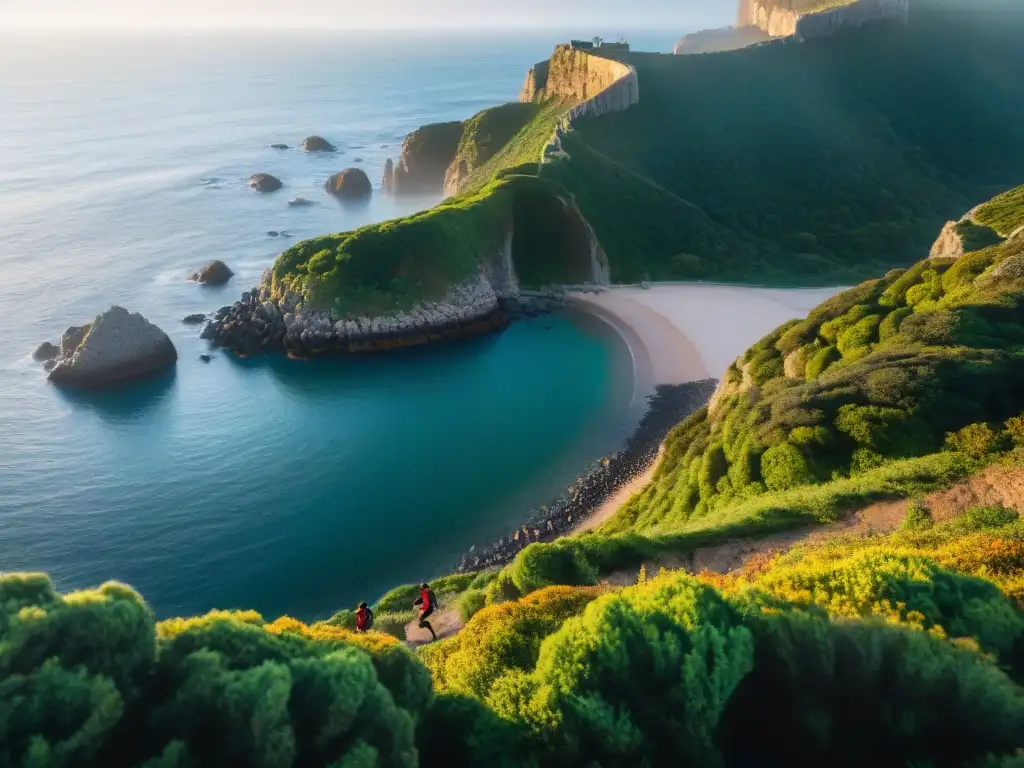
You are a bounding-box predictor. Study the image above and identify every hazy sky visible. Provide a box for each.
[2,0,732,30]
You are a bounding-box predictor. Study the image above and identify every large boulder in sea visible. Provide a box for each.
[47,306,177,388]
[191,260,234,285]
[325,168,372,200]
[300,136,336,152]
[248,173,283,192]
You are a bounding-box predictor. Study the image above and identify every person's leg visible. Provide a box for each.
[418,608,437,640]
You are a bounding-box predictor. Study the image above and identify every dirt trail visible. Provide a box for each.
[602,464,1024,587]
[403,607,464,648]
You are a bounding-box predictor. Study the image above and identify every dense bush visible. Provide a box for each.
[0,573,431,767]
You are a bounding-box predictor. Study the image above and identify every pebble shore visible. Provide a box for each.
[456,378,718,572]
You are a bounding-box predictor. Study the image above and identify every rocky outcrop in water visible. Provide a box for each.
[247,173,283,192]
[33,342,58,362]
[325,168,372,199]
[455,380,719,572]
[381,158,395,194]
[46,306,177,387]
[300,136,336,152]
[190,260,234,285]
[383,121,464,196]
[202,276,510,358]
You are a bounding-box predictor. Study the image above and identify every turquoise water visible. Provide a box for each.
[0,31,674,619]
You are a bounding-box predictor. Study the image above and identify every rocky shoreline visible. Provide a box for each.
[200,280,570,358]
[455,378,718,572]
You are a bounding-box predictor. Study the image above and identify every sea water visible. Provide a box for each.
[0,30,675,620]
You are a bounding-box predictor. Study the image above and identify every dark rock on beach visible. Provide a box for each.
[182,313,206,325]
[190,260,234,285]
[325,168,372,200]
[300,136,336,152]
[32,342,59,362]
[454,379,719,572]
[247,173,283,192]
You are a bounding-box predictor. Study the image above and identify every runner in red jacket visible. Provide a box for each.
[355,601,373,633]
[413,582,437,641]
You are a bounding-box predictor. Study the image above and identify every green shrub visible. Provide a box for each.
[718,611,1024,766]
[902,498,933,531]
[946,423,1003,459]
[0,573,429,768]
[456,589,487,622]
[955,505,1021,533]
[508,540,598,595]
[760,442,815,491]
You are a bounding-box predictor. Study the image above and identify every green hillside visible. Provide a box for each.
[547,0,1024,283]
[269,0,1024,307]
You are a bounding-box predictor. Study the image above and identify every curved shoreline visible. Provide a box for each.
[455,283,846,568]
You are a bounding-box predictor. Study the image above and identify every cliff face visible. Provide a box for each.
[383,121,464,196]
[525,46,637,107]
[530,46,639,164]
[737,0,909,40]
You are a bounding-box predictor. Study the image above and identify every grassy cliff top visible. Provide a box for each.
[975,185,1024,236]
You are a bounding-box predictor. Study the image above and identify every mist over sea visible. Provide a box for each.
[0,29,676,619]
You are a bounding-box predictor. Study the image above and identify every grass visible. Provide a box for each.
[447,103,542,192]
[974,184,1024,236]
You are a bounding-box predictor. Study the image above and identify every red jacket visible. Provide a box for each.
[419,587,433,613]
[356,606,371,630]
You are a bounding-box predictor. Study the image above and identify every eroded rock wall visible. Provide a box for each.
[384,120,464,196]
[738,0,909,40]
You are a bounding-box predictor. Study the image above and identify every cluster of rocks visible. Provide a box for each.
[35,306,177,388]
[498,291,567,320]
[455,379,719,572]
[201,275,512,357]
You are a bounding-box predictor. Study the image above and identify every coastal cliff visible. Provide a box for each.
[204,176,610,357]
[382,120,464,195]
[737,0,909,40]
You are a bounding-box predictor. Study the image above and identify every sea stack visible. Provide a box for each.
[46,306,177,388]
[248,173,283,192]
[325,168,372,200]
[300,136,337,152]
[191,260,234,285]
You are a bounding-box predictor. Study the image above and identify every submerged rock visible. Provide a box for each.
[288,197,315,207]
[190,260,234,285]
[268,231,280,237]
[247,173,283,192]
[300,136,336,152]
[269,143,289,150]
[325,168,372,200]
[199,354,213,363]
[47,306,177,388]
[32,341,59,362]
[182,313,206,325]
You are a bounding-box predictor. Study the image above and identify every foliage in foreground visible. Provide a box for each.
[5,555,1023,767]
[0,573,431,767]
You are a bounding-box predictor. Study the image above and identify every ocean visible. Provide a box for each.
[0,30,677,620]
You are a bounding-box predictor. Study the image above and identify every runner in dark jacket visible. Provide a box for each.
[413,582,437,641]
[355,601,373,633]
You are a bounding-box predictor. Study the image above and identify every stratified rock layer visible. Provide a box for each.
[47,306,177,387]
[385,121,464,196]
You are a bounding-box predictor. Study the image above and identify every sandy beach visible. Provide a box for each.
[567,283,843,532]
[570,284,841,389]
